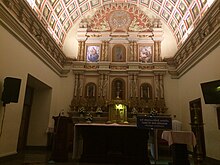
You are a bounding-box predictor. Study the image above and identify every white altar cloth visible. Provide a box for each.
[161,131,196,146]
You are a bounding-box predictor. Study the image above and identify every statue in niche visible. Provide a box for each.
[116,81,121,99]
[86,83,96,98]
[141,83,151,100]
[112,79,124,100]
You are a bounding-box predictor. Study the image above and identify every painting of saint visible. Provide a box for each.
[112,45,126,62]
[87,46,100,62]
[139,46,152,63]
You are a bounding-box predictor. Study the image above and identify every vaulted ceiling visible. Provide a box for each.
[26,0,215,50]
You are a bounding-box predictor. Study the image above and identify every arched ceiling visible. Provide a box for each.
[26,0,215,49]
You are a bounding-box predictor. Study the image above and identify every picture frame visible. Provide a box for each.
[86,45,100,62]
[139,45,153,63]
[112,44,126,62]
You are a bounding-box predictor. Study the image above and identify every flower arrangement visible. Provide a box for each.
[85,112,93,122]
[78,106,86,117]
[131,107,138,115]
[150,108,158,116]
[96,107,103,117]
[131,107,138,118]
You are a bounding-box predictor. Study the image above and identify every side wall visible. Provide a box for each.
[0,25,74,157]
[178,46,220,160]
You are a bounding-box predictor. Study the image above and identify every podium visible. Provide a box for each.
[51,116,74,162]
[162,131,196,165]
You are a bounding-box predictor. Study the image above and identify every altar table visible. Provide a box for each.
[162,131,196,165]
[73,123,151,165]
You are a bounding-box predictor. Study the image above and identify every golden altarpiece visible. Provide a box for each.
[69,3,168,124]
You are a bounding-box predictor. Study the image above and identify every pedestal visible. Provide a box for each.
[171,144,190,165]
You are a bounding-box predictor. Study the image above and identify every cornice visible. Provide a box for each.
[72,62,167,76]
[166,0,220,79]
[0,0,71,77]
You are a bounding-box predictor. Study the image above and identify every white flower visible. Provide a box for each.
[131,107,138,114]
[78,107,85,113]
[96,107,103,113]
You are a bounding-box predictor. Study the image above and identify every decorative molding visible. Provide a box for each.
[1,0,219,79]
[165,0,220,79]
[0,1,72,77]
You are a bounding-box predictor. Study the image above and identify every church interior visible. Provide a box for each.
[0,0,220,164]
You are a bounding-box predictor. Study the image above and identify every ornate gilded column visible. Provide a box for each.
[77,41,82,60]
[159,74,164,99]
[98,73,109,98]
[129,41,134,61]
[79,74,84,97]
[81,41,86,61]
[133,41,138,61]
[77,41,85,61]
[105,41,109,61]
[74,73,84,97]
[101,41,109,61]
[154,73,164,99]
[154,41,162,62]
[129,73,138,98]
[129,74,133,98]
[102,74,108,97]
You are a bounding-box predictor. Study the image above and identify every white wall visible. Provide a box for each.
[163,75,180,118]
[27,88,52,146]
[178,46,220,159]
[0,25,74,156]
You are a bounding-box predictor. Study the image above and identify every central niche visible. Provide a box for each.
[111,79,125,100]
[109,10,131,32]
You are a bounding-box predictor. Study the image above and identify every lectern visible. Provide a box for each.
[50,116,73,162]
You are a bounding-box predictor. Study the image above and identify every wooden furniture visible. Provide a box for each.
[51,116,74,162]
[73,123,151,165]
[189,98,206,162]
[162,131,196,165]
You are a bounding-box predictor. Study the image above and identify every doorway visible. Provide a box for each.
[17,85,34,152]
[17,74,52,152]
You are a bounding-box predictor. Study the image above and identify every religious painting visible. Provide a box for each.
[139,46,152,63]
[86,45,100,62]
[112,44,126,62]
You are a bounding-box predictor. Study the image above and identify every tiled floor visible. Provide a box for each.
[0,149,219,165]
[0,148,172,165]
